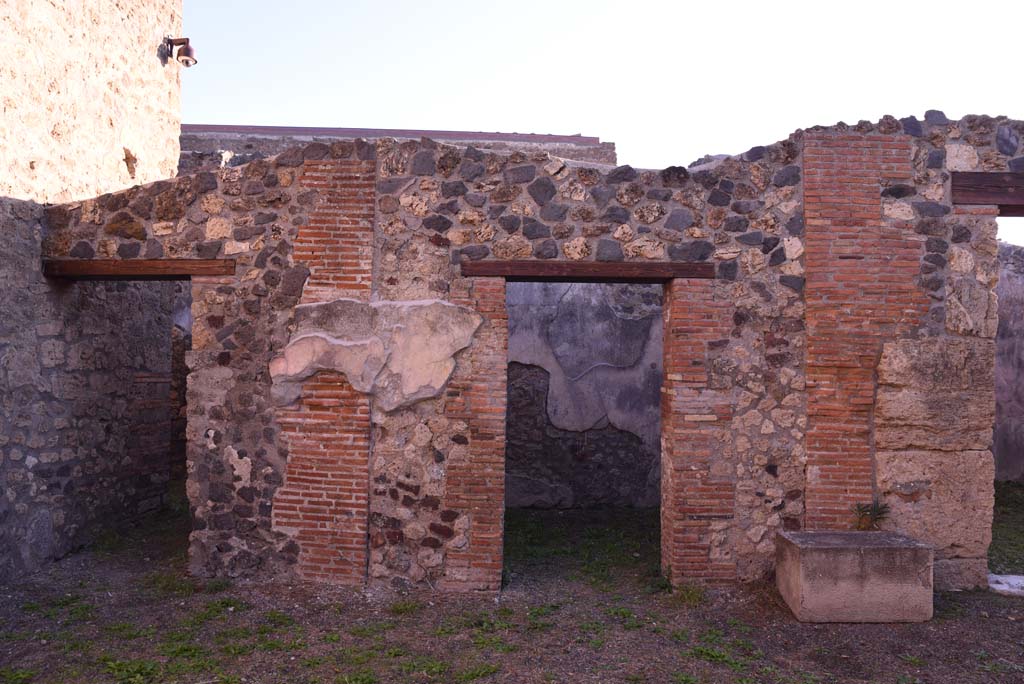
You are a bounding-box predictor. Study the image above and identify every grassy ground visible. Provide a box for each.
[1,505,1023,684]
[990,481,1024,574]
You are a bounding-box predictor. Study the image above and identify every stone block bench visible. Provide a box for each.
[776,530,933,622]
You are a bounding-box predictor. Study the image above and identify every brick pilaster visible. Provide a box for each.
[272,372,371,583]
[295,159,375,304]
[660,278,735,584]
[440,277,507,592]
[802,133,926,528]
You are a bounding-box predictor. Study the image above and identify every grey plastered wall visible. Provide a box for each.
[505,282,662,508]
[995,240,1024,481]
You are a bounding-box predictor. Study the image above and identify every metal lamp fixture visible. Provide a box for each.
[165,37,197,67]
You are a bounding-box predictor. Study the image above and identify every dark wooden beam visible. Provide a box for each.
[459,260,715,282]
[951,172,1024,213]
[43,259,236,281]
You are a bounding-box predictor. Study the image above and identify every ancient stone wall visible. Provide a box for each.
[996,241,1024,481]
[178,127,616,175]
[0,0,184,581]
[39,112,1014,592]
[0,200,179,580]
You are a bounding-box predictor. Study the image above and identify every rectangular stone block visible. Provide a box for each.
[776,531,933,623]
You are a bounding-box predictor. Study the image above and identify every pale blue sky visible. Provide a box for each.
[183,0,1024,238]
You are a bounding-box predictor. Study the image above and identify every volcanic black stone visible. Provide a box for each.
[664,208,694,231]
[1009,157,1024,172]
[647,188,673,201]
[465,192,487,207]
[708,189,731,206]
[422,215,453,232]
[540,203,569,221]
[900,116,923,137]
[768,247,786,266]
[602,206,631,223]
[144,240,163,258]
[441,181,468,197]
[377,177,410,194]
[718,259,738,281]
[920,275,944,292]
[590,186,614,207]
[274,147,303,167]
[505,165,536,184]
[464,146,484,161]
[460,245,490,260]
[254,211,278,225]
[498,215,521,233]
[69,241,94,258]
[522,218,551,239]
[736,231,764,246]
[195,171,218,192]
[914,201,951,217]
[731,200,763,214]
[438,199,459,215]
[660,165,689,187]
[668,240,714,261]
[915,218,946,236]
[488,205,507,219]
[197,241,222,259]
[926,150,946,169]
[459,161,485,181]
[607,165,638,183]
[411,151,436,175]
[743,146,766,162]
[997,125,1020,156]
[596,239,625,262]
[779,275,804,292]
[773,165,801,187]
[924,110,949,125]
[761,236,780,254]
[302,142,330,160]
[725,216,749,233]
[951,225,972,243]
[924,253,947,268]
[528,177,557,205]
[533,239,558,259]
[926,237,948,253]
[881,184,916,199]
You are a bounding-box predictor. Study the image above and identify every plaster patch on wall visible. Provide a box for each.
[270,299,482,412]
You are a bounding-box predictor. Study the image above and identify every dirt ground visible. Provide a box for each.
[2,504,1023,684]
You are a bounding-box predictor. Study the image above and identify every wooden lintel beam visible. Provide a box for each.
[951,172,1024,213]
[459,259,715,282]
[43,259,236,280]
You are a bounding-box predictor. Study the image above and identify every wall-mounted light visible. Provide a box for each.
[165,37,197,67]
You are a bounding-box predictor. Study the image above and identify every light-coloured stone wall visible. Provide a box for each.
[0,0,182,202]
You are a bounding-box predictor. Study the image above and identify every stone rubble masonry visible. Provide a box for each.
[178,125,617,174]
[34,112,1020,592]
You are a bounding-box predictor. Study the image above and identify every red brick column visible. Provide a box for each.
[441,277,507,592]
[802,133,926,528]
[660,278,734,584]
[296,159,375,304]
[269,156,377,584]
[272,372,371,583]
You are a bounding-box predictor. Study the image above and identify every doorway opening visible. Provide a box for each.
[501,280,664,591]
